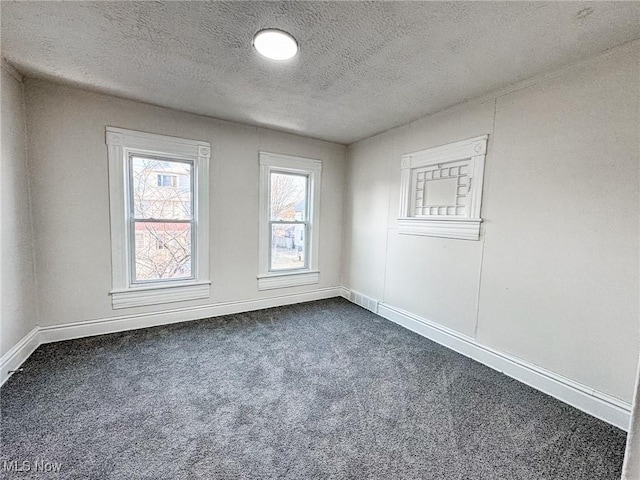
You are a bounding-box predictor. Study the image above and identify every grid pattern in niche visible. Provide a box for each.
[398,135,488,240]
[412,161,469,216]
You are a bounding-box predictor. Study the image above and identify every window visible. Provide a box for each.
[156,173,178,187]
[398,135,488,240]
[106,127,211,309]
[269,172,308,271]
[258,152,321,290]
[132,156,193,280]
[155,233,166,250]
[135,233,146,249]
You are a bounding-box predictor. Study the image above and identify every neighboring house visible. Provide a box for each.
[132,158,193,280]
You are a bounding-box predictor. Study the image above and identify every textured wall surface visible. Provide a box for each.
[2,1,639,144]
[0,65,38,357]
[24,79,346,327]
[343,41,640,403]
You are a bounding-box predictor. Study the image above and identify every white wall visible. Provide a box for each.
[23,79,346,327]
[1,64,38,357]
[3,35,638,420]
[343,40,640,404]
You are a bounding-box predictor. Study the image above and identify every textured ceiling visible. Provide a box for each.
[2,1,639,144]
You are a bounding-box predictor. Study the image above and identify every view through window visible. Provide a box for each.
[269,172,308,271]
[130,155,194,282]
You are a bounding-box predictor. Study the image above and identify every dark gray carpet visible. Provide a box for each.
[0,298,627,479]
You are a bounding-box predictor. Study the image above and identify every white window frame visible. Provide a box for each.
[398,135,488,240]
[106,127,211,309]
[258,152,321,290]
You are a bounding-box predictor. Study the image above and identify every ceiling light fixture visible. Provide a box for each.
[253,29,298,61]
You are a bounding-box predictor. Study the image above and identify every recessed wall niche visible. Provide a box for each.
[398,135,488,240]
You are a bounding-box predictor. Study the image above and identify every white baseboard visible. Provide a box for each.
[1,287,342,386]
[375,301,631,431]
[39,287,342,343]
[1,327,40,387]
[339,286,350,300]
[3,286,632,432]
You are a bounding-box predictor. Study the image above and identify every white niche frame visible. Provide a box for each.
[398,135,488,240]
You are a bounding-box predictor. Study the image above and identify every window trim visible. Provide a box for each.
[398,135,488,240]
[258,152,321,290]
[106,127,211,309]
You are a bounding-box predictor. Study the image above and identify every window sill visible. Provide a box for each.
[257,270,319,291]
[398,217,482,240]
[110,281,211,309]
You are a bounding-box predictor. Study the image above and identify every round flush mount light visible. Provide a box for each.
[253,29,298,61]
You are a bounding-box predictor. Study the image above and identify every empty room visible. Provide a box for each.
[1,2,639,479]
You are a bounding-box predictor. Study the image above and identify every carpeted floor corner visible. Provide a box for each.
[0,298,627,479]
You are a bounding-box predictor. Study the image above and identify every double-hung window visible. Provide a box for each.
[106,127,210,308]
[258,152,321,290]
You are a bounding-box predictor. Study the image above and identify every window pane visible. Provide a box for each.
[134,222,192,281]
[270,172,307,221]
[131,156,192,220]
[271,223,305,270]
